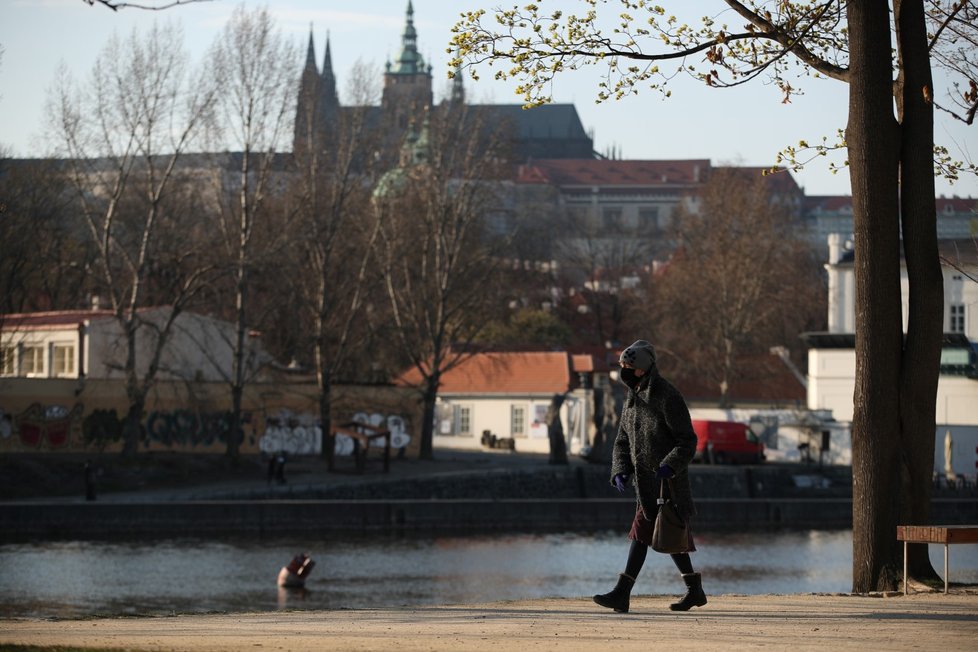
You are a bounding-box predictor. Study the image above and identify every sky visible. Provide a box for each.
[1,0,976,198]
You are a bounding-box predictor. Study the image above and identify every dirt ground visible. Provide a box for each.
[1,592,976,651]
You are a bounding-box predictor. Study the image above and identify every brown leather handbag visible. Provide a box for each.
[651,479,690,554]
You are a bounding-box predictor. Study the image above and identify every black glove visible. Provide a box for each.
[655,464,675,480]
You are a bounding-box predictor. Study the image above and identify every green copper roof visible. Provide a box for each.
[390,0,427,75]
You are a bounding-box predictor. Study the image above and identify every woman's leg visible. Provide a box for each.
[670,552,693,574]
[625,539,649,578]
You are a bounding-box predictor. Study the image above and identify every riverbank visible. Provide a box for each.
[2,592,976,651]
[4,450,976,540]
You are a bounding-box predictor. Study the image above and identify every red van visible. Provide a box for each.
[691,419,765,464]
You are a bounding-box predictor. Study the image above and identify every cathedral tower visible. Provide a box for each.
[382,1,433,132]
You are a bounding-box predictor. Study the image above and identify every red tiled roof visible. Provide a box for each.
[516,159,710,186]
[667,352,807,404]
[396,351,574,394]
[571,354,594,373]
[0,310,114,330]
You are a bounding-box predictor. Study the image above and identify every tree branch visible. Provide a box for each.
[83,0,212,10]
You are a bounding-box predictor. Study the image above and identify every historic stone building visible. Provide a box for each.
[294,1,596,164]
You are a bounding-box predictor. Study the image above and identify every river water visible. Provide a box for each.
[1,529,975,618]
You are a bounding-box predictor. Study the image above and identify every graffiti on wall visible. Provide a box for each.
[2,403,84,450]
[257,410,412,456]
[260,410,321,456]
[145,409,254,448]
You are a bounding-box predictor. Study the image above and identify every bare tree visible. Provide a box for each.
[47,22,218,457]
[292,60,383,469]
[372,106,512,460]
[207,6,297,460]
[652,167,824,406]
[452,0,976,592]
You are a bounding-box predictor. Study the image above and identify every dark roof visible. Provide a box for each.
[474,104,590,140]
[516,159,709,186]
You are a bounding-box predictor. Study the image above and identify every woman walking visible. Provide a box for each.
[593,339,707,613]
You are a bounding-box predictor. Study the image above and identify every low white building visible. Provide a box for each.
[0,307,277,383]
[806,235,978,473]
[398,351,596,455]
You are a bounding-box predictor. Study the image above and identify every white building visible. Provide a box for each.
[0,307,277,383]
[807,235,978,426]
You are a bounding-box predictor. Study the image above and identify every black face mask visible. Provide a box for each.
[619,367,641,389]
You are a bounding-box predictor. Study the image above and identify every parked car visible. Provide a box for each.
[692,419,765,464]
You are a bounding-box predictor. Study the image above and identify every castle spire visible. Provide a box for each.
[319,30,339,113]
[321,31,334,81]
[304,23,317,71]
[392,0,424,75]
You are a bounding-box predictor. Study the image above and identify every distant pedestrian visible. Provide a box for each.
[84,459,97,501]
[593,339,707,613]
[274,450,287,485]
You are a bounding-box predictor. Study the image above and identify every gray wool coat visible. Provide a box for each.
[610,366,698,521]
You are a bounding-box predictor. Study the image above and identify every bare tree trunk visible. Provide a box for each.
[895,0,943,586]
[847,0,905,593]
[121,397,145,457]
[420,374,439,460]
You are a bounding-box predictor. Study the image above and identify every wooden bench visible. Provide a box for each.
[331,421,391,474]
[896,525,978,594]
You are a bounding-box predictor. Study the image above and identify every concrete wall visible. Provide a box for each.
[4,497,975,541]
[0,378,423,458]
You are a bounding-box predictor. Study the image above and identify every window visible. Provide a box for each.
[602,207,622,229]
[0,346,14,376]
[510,405,526,438]
[22,345,44,376]
[53,344,75,377]
[456,405,472,435]
[639,207,660,232]
[950,304,965,333]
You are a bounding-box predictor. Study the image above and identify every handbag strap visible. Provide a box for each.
[657,478,675,505]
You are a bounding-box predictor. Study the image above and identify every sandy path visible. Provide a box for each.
[2,593,976,651]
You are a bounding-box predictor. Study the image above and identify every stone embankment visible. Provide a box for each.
[2,460,976,541]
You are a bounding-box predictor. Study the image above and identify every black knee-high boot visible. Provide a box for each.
[669,553,707,611]
[594,541,647,613]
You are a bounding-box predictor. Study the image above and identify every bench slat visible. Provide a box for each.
[896,525,978,544]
